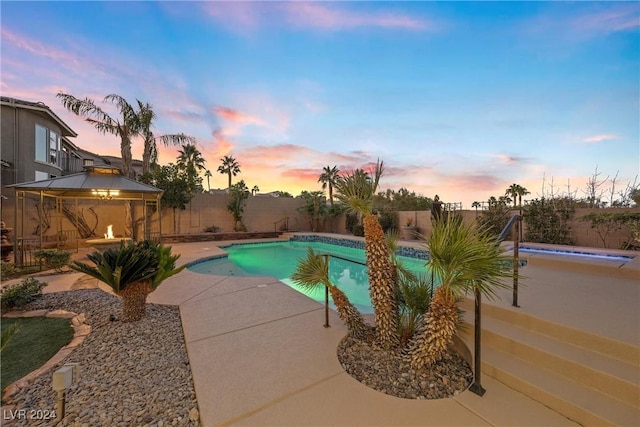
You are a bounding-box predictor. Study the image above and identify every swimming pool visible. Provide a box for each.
[188,240,431,313]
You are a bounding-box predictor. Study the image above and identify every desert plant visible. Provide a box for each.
[70,240,184,322]
[34,249,71,272]
[524,197,574,244]
[0,261,18,279]
[397,274,433,346]
[335,160,399,349]
[1,278,48,311]
[227,180,250,231]
[292,248,370,339]
[405,217,512,368]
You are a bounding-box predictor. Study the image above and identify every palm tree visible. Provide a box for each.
[71,241,185,322]
[506,184,519,208]
[218,155,241,191]
[177,144,206,195]
[318,165,340,205]
[252,185,260,195]
[292,247,370,339]
[334,160,399,349]
[471,201,481,213]
[516,184,530,207]
[405,217,512,368]
[57,93,139,178]
[204,170,212,192]
[136,101,195,174]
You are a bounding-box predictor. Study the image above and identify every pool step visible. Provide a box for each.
[458,299,640,426]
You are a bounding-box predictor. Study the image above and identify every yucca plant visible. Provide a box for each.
[334,160,399,349]
[405,216,512,368]
[397,273,433,346]
[292,248,370,340]
[71,240,185,322]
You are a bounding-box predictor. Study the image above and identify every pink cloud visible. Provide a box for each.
[492,153,531,165]
[1,28,82,67]
[582,134,617,144]
[571,5,640,34]
[214,106,264,126]
[282,3,428,31]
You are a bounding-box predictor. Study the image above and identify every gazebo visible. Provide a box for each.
[7,165,163,265]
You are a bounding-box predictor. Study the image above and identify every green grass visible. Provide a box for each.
[1,317,74,397]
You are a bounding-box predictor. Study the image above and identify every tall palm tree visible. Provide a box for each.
[57,93,139,178]
[516,184,530,207]
[177,144,206,195]
[136,101,195,174]
[405,217,512,368]
[506,184,519,208]
[334,160,399,349]
[318,165,340,205]
[218,155,241,191]
[292,247,370,339]
[252,185,260,195]
[204,170,212,192]
[471,201,481,213]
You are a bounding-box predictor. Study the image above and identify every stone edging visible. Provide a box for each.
[2,309,91,402]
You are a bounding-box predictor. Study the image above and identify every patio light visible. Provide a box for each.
[91,189,120,199]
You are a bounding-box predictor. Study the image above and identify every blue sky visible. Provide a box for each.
[2,1,638,206]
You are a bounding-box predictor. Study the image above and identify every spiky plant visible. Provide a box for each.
[71,240,184,322]
[334,160,399,349]
[292,248,370,340]
[405,216,512,368]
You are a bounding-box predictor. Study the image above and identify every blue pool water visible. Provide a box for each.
[188,241,430,313]
[515,246,633,262]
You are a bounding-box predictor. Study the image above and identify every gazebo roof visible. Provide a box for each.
[7,165,162,200]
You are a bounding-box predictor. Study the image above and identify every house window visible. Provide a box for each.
[35,124,47,162]
[35,170,49,181]
[34,124,60,166]
[49,131,59,165]
[83,159,94,166]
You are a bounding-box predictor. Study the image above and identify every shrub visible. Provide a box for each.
[524,198,574,245]
[34,249,71,272]
[203,225,220,233]
[1,278,48,311]
[345,213,359,234]
[352,224,365,237]
[0,261,18,279]
[378,210,399,233]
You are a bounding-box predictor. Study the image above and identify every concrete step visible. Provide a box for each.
[462,316,639,408]
[458,298,640,426]
[479,345,640,427]
[460,298,639,365]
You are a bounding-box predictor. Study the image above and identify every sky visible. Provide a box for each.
[2,1,638,207]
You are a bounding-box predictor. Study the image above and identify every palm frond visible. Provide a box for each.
[334,159,385,215]
[57,93,116,128]
[291,247,331,292]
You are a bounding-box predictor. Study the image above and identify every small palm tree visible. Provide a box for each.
[471,201,481,213]
[218,155,241,191]
[506,184,519,208]
[334,160,399,349]
[252,185,260,195]
[292,248,370,339]
[71,241,185,322]
[405,217,512,368]
[318,165,340,205]
[516,184,530,207]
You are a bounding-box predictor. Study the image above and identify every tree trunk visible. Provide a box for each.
[329,286,371,340]
[363,214,399,349]
[119,280,152,322]
[405,286,458,369]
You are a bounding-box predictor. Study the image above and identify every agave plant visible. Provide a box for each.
[334,160,399,349]
[292,248,370,340]
[405,216,512,368]
[71,240,185,322]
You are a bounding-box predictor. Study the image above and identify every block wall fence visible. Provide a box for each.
[0,187,637,250]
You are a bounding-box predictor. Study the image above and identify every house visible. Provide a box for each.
[1,96,83,185]
[0,96,142,186]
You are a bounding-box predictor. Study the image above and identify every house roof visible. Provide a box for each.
[7,165,162,200]
[1,96,78,137]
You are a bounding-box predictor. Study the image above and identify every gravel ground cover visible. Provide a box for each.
[3,289,199,427]
[337,334,473,400]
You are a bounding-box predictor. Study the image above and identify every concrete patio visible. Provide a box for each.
[17,237,640,426]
